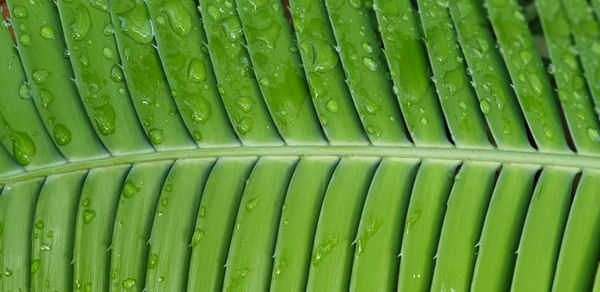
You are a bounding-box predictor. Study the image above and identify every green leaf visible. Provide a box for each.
[2,0,600,290]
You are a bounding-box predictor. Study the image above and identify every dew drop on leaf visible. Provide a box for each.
[162,1,192,37]
[122,278,136,290]
[326,99,338,113]
[191,228,204,246]
[188,58,206,82]
[19,34,31,46]
[362,57,377,71]
[71,6,91,40]
[149,128,164,145]
[13,6,27,18]
[82,209,96,224]
[40,26,54,39]
[53,123,72,146]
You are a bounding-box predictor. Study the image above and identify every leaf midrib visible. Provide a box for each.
[1,146,596,184]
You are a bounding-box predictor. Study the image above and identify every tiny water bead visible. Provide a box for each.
[82,209,96,224]
[191,228,204,246]
[122,180,138,198]
[122,278,136,290]
[53,123,72,145]
[362,57,378,71]
[188,58,206,82]
[71,5,91,40]
[11,132,36,166]
[32,69,50,84]
[103,47,114,59]
[149,128,164,145]
[19,34,31,45]
[326,99,338,113]
[361,42,373,53]
[13,5,28,18]
[19,82,32,99]
[588,127,600,141]
[236,97,254,113]
[148,253,159,269]
[40,26,54,39]
[161,1,192,37]
[111,65,124,82]
[40,89,54,108]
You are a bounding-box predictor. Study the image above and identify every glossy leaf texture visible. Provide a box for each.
[1,0,600,291]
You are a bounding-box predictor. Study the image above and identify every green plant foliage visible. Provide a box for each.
[1,0,600,290]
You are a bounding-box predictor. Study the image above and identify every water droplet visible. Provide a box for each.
[13,6,27,18]
[19,82,32,99]
[122,278,136,290]
[40,89,54,108]
[543,125,553,140]
[162,1,192,36]
[11,132,35,166]
[161,197,169,207]
[111,65,124,82]
[32,69,50,84]
[312,237,338,266]
[89,0,108,11]
[236,97,254,113]
[587,128,600,141]
[188,97,212,123]
[122,180,138,198]
[236,118,253,134]
[19,34,31,45]
[82,209,96,224]
[479,99,490,114]
[192,131,202,141]
[361,42,373,53]
[148,253,158,269]
[188,58,206,82]
[206,5,222,21]
[52,123,71,146]
[362,57,377,71]
[119,3,154,44]
[93,104,116,135]
[103,23,114,36]
[40,26,54,39]
[364,98,381,114]
[309,40,338,73]
[148,128,164,145]
[191,228,204,246]
[245,197,258,212]
[71,6,91,40]
[519,50,532,65]
[349,0,361,9]
[31,259,41,273]
[527,73,543,95]
[326,99,338,113]
[249,0,268,9]
[220,16,243,41]
[103,47,113,59]
[442,69,464,95]
[420,118,428,125]
[35,220,44,229]
[356,219,381,254]
[40,243,51,251]
[80,55,89,67]
[259,79,270,86]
